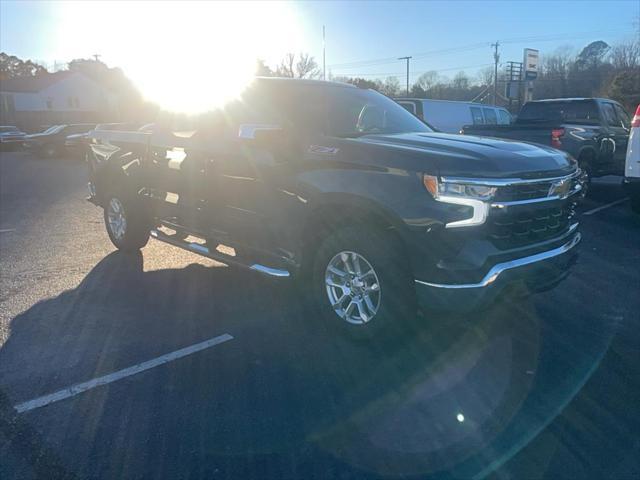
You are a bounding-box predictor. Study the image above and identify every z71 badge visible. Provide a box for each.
[308,145,339,155]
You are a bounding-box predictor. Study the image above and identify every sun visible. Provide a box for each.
[55,1,306,113]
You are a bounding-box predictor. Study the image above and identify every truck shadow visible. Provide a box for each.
[0,251,616,479]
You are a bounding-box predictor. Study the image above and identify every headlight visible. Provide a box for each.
[423,175,497,200]
[423,174,492,228]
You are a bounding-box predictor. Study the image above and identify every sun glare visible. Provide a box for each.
[55,1,305,113]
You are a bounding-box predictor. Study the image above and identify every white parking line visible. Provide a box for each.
[582,198,628,216]
[14,333,234,413]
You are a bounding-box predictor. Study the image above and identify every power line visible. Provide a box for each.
[332,63,493,79]
[328,27,634,71]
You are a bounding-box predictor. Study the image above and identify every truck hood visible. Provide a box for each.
[354,132,575,178]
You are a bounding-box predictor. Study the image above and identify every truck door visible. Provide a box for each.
[599,102,628,174]
[147,127,211,234]
[612,103,631,165]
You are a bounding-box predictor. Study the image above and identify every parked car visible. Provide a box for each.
[0,125,27,150]
[65,123,140,155]
[624,104,640,213]
[461,98,631,193]
[87,78,581,335]
[395,98,512,133]
[25,123,96,158]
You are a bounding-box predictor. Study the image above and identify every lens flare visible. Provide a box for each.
[55,1,306,113]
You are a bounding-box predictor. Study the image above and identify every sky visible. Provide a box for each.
[1,0,638,110]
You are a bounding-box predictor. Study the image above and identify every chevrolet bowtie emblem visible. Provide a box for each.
[548,178,571,197]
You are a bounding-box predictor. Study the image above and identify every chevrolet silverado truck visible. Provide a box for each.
[87,78,582,335]
[461,98,630,194]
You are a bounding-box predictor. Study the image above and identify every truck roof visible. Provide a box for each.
[394,98,500,107]
[528,98,607,103]
[255,77,356,89]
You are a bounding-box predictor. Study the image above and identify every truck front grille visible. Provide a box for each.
[493,181,555,201]
[488,203,575,249]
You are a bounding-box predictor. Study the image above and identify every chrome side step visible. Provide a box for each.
[150,229,290,278]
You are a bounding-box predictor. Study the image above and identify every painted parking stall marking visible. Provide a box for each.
[583,198,628,216]
[14,333,234,414]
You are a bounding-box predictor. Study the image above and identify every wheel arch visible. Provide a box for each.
[298,193,410,275]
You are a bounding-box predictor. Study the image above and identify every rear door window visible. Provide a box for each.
[518,100,600,124]
[470,106,484,124]
[498,109,512,125]
[601,103,618,126]
[398,101,416,115]
[482,108,498,125]
[613,104,630,129]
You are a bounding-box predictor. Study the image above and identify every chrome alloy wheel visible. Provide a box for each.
[107,198,127,241]
[325,251,381,325]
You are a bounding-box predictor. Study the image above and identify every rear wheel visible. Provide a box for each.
[312,226,417,338]
[578,153,594,198]
[104,193,151,251]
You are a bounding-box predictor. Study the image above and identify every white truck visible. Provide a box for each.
[624,104,640,213]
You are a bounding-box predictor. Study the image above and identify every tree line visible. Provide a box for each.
[2,37,638,118]
[258,39,639,113]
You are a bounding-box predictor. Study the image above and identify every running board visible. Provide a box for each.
[149,229,290,278]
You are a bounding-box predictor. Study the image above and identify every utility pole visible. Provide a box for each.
[322,25,326,80]
[92,53,101,62]
[398,56,412,96]
[491,41,500,105]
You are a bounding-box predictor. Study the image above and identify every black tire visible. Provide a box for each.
[311,226,417,338]
[103,191,151,252]
[578,154,593,199]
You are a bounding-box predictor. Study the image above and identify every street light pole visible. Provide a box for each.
[398,56,412,96]
[491,41,500,105]
[323,25,326,81]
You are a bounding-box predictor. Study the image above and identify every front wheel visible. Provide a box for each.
[312,226,417,337]
[104,194,151,251]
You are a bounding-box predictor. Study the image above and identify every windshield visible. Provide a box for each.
[239,82,433,138]
[322,88,432,137]
[41,125,65,134]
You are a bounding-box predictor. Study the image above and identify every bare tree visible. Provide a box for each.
[379,76,400,96]
[609,39,640,70]
[415,71,440,91]
[295,53,320,79]
[275,53,320,79]
[476,67,494,87]
[452,71,470,90]
[276,53,296,78]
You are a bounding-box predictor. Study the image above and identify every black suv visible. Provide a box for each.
[87,78,582,334]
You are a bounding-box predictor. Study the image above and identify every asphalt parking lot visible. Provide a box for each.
[1,150,639,480]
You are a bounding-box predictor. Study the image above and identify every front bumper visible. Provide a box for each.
[415,230,581,311]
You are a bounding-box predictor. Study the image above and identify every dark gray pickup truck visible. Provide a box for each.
[461,98,631,191]
[87,78,582,336]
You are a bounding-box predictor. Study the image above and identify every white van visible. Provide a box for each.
[395,98,512,134]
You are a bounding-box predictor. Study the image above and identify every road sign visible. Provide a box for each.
[524,48,539,80]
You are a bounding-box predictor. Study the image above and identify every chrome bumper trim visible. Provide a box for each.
[415,229,581,290]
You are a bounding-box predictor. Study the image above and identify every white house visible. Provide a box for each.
[0,71,118,131]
